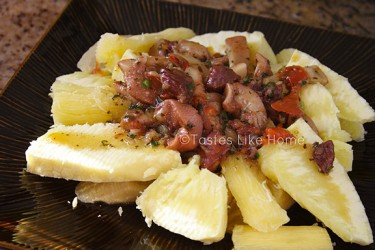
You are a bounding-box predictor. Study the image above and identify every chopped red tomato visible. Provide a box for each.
[262,127,295,145]
[280,65,308,89]
[271,91,303,116]
[271,66,308,116]
[204,106,219,116]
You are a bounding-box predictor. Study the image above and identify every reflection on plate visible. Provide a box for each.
[0,0,374,249]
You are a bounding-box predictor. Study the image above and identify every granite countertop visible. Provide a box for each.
[0,0,374,94]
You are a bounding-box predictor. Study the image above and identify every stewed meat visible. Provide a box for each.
[223,82,267,130]
[160,68,194,104]
[115,35,329,171]
[206,65,241,92]
[225,36,250,71]
[154,99,203,152]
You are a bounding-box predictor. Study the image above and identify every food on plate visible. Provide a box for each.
[26,123,181,182]
[189,31,278,70]
[50,72,130,125]
[226,197,243,233]
[95,28,196,73]
[232,225,333,250]
[284,118,371,244]
[25,27,374,247]
[75,181,151,204]
[265,178,295,210]
[277,48,375,123]
[340,118,366,142]
[299,82,351,142]
[258,144,373,245]
[222,154,289,232]
[288,118,354,172]
[331,139,353,172]
[136,156,228,244]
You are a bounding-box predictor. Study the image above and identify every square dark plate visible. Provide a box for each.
[0,0,374,249]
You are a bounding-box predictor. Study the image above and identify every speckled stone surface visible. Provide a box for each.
[0,0,68,93]
[1,0,374,93]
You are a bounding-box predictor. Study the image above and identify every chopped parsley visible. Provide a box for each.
[243,74,251,85]
[101,140,112,147]
[220,111,229,124]
[150,140,159,147]
[129,103,146,111]
[124,115,134,119]
[112,94,122,100]
[197,103,203,112]
[128,134,136,139]
[254,151,260,160]
[142,79,151,89]
[187,83,195,92]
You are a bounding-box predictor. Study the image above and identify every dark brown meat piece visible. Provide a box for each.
[312,140,335,174]
[227,119,261,159]
[228,119,261,144]
[199,130,230,172]
[206,65,241,92]
[160,68,194,104]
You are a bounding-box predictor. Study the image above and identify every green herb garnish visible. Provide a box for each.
[142,79,151,89]
[112,94,122,100]
[243,74,250,85]
[187,83,195,92]
[101,140,112,147]
[128,134,136,139]
[129,102,146,111]
[254,151,260,160]
[220,111,229,123]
